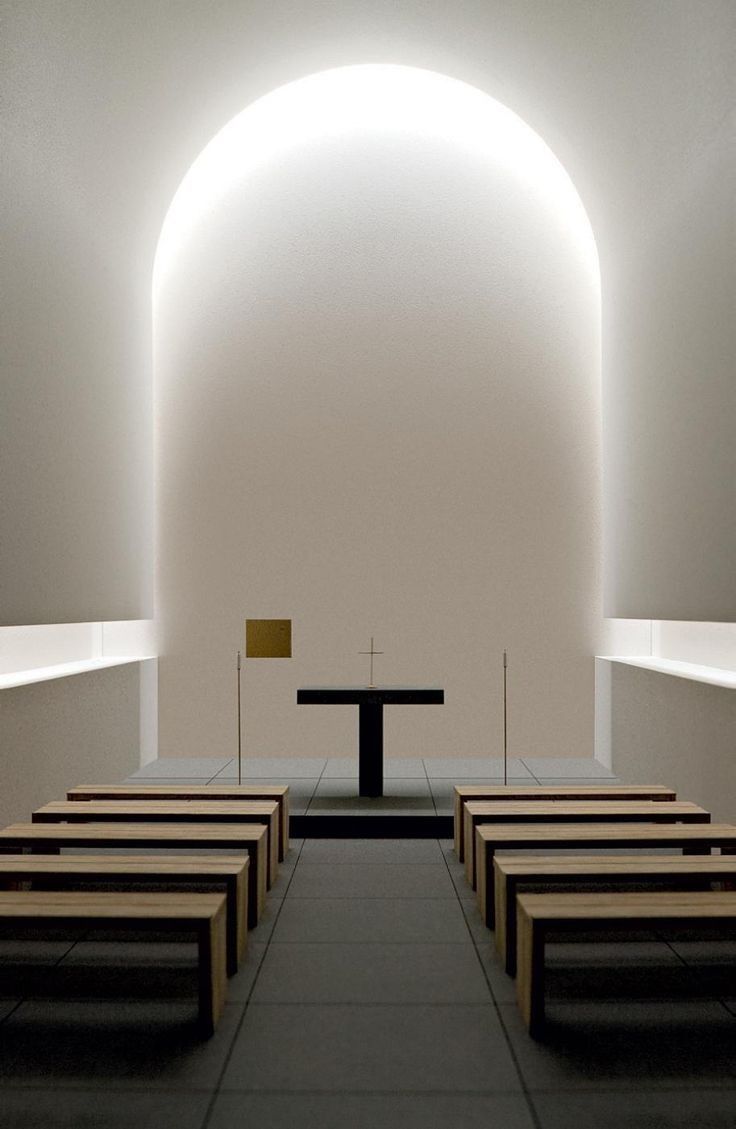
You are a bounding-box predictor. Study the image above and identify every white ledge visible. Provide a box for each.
[0,655,155,691]
[599,656,736,690]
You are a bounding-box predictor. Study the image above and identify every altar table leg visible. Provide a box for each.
[358,703,383,797]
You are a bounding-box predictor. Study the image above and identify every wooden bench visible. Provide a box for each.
[453,785,676,860]
[68,784,290,861]
[475,822,736,928]
[494,853,736,974]
[0,853,248,976]
[0,822,268,928]
[0,890,227,1036]
[33,800,280,889]
[516,890,736,1038]
[464,801,709,888]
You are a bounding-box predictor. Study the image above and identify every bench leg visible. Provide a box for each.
[245,842,266,929]
[227,869,248,976]
[267,814,279,889]
[464,816,475,887]
[280,798,289,862]
[198,907,227,1036]
[454,795,464,861]
[517,911,546,1038]
[495,874,518,975]
[478,845,497,929]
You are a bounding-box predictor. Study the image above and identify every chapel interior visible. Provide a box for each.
[1,2,734,1127]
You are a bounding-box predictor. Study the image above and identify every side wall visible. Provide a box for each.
[610,662,736,822]
[0,666,140,828]
[155,92,601,758]
[1,3,733,785]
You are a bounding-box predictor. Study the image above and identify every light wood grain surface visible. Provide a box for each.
[0,852,248,975]
[68,784,290,860]
[34,800,279,889]
[0,890,227,1035]
[494,853,736,973]
[453,784,676,859]
[474,821,736,926]
[516,889,736,1037]
[463,800,710,887]
[0,821,267,927]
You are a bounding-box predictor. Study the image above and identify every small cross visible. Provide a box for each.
[359,636,384,688]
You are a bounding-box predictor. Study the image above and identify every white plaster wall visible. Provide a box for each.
[610,662,736,823]
[0,665,140,828]
[2,2,733,633]
[155,75,601,757]
[1,2,733,778]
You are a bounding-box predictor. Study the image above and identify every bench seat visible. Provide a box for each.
[0,822,267,928]
[33,800,279,888]
[68,784,290,860]
[0,853,248,976]
[0,889,227,1036]
[464,800,710,888]
[494,853,736,974]
[516,890,736,1037]
[475,822,736,928]
[453,785,676,860]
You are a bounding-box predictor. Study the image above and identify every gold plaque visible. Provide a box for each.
[245,619,292,658]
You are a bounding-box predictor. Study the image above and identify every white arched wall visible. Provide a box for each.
[154,66,601,759]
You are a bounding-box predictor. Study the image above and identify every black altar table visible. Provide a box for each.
[296,687,444,797]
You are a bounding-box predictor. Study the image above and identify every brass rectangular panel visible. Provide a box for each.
[245,619,292,658]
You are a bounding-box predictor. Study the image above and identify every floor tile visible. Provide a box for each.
[131,758,233,778]
[225,941,268,1002]
[122,776,213,785]
[313,777,431,797]
[266,866,300,897]
[252,942,491,1003]
[521,758,615,778]
[0,938,80,963]
[198,777,319,795]
[52,939,199,1000]
[299,838,444,864]
[0,998,243,1089]
[533,1088,736,1128]
[0,1088,212,1129]
[287,863,455,899]
[534,777,623,786]
[666,939,736,963]
[213,758,326,778]
[544,941,697,1001]
[458,896,493,944]
[474,942,519,1003]
[429,778,533,797]
[424,758,534,779]
[272,898,470,944]
[248,897,284,944]
[209,1092,536,1128]
[220,1003,521,1092]
[322,758,431,776]
[500,998,736,1090]
[0,1000,20,1023]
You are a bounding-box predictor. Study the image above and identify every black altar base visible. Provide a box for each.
[297,687,444,798]
[127,755,619,838]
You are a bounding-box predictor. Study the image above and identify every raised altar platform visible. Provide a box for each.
[127,756,619,838]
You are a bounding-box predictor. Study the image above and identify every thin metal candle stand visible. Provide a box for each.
[503,650,508,786]
[237,650,243,785]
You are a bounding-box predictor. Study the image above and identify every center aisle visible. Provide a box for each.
[209,836,535,1126]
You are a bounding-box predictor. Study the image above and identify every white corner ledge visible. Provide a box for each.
[599,656,736,690]
[0,656,156,691]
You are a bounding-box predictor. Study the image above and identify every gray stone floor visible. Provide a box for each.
[128,755,619,816]
[0,758,734,1127]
